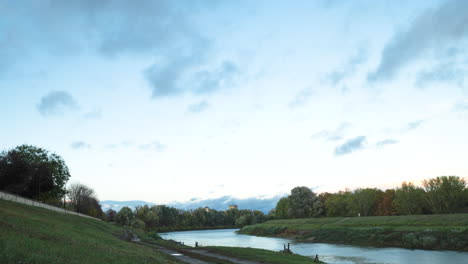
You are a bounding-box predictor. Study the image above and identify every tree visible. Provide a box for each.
[0,145,70,202]
[325,191,353,217]
[67,183,100,215]
[106,209,117,222]
[116,207,134,226]
[376,189,396,216]
[350,188,383,217]
[288,186,317,218]
[393,182,426,215]
[423,176,467,214]
[274,197,290,219]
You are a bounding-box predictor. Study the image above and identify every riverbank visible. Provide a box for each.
[155,225,237,232]
[239,214,468,251]
[136,229,327,263]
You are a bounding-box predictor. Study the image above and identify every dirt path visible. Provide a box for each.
[187,249,262,264]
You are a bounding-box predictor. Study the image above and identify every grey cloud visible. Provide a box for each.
[194,61,240,94]
[327,48,367,86]
[37,91,79,116]
[416,65,466,88]
[289,87,315,108]
[312,122,351,142]
[83,109,102,119]
[376,139,398,147]
[71,141,91,149]
[139,141,167,152]
[404,120,425,131]
[187,101,210,113]
[105,140,134,149]
[3,1,240,98]
[334,136,366,156]
[368,0,468,82]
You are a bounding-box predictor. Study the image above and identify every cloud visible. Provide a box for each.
[289,87,315,108]
[139,141,167,152]
[193,61,240,94]
[312,122,351,141]
[326,48,367,86]
[403,120,425,132]
[187,101,210,113]
[37,91,79,116]
[334,136,366,156]
[3,1,240,97]
[71,141,91,149]
[83,109,102,119]
[376,139,398,147]
[415,47,468,87]
[368,0,468,82]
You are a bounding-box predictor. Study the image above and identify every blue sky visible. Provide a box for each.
[1,0,467,204]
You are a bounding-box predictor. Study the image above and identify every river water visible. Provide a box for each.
[160,229,468,264]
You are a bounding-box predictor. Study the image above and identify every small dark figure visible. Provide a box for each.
[195,242,198,247]
[314,254,319,263]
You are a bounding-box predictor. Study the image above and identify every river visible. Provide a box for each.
[160,229,468,264]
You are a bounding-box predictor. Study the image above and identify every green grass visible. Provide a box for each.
[255,214,468,230]
[0,199,183,264]
[204,246,325,264]
[239,214,468,251]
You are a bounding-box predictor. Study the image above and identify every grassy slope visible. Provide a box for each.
[240,214,468,251]
[0,199,182,264]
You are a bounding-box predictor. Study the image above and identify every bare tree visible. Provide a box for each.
[67,183,97,214]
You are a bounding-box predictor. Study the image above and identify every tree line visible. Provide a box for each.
[273,176,468,219]
[108,204,268,231]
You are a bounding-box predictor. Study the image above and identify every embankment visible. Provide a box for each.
[239,214,468,251]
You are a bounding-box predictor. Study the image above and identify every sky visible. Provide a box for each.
[1,0,468,205]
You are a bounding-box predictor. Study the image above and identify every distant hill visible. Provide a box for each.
[101,195,284,213]
[100,200,155,212]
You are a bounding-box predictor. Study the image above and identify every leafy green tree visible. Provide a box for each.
[288,186,317,218]
[350,188,383,216]
[423,176,467,214]
[0,145,70,202]
[325,191,353,217]
[274,197,290,219]
[393,182,426,215]
[116,206,134,226]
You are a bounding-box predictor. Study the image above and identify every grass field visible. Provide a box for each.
[239,214,468,251]
[0,199,182,264]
